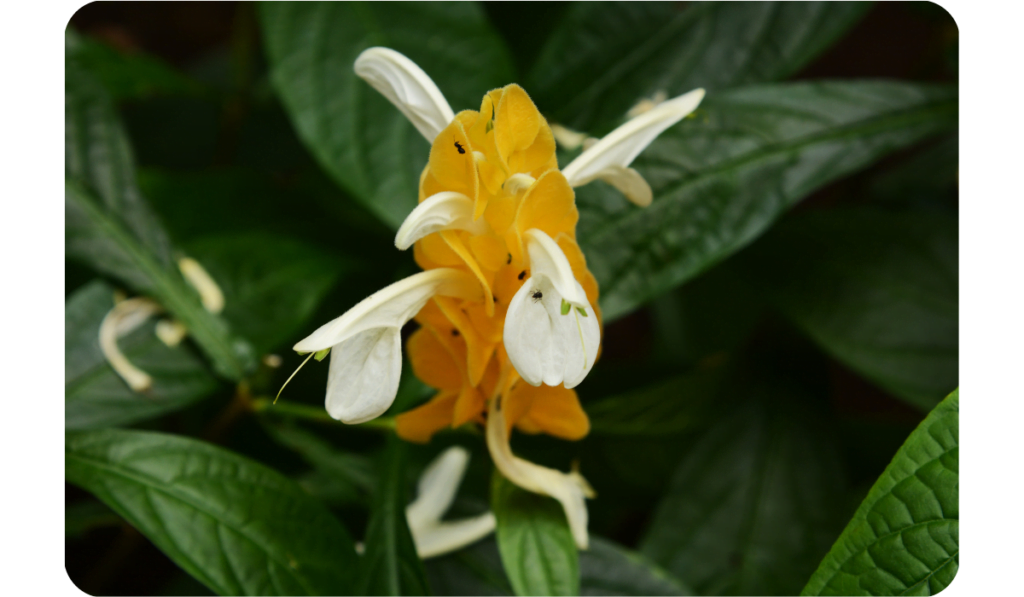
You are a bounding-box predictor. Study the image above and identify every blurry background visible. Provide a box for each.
[66,2,957,595]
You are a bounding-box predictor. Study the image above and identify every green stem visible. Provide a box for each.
[251,397,397,431]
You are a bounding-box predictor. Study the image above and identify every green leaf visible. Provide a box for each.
[66,29,204,101]
[66,499,121,539]
[65,281,220,430]
[492,472,579,596]
[579,537,693,596]
[579,81,958,321]
[357,436,431,595]
[65,428,359,595]
[185,232,350,354]
[585,363,723,436]
[260,1,515,229]
[528,1,871,132]
[739,207,957,410]
[65,46,256,379]
[263,421,375,507]
[802,389,959,596]
[424,536,692,597]
[640,372,848,595]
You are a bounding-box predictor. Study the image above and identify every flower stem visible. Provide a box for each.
[250,397,397,431]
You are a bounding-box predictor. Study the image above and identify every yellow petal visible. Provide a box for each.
[495,85,542,165]
[429,116,478,203]
[434,296,495,387]
[441,230,494,317]
[452,383,485,427]
[396,391,458,443]
[468,234,508,272]
[509,120,556,175]
[515,170,579,248]
[515,384,590,440]
[407,327,463,391]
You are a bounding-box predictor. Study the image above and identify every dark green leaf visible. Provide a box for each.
[263,421,375,507]
[65,281,220,430]
[802,389,958,596]
[65,500,121,538]
[585,363,723,436]
[579,81,957,321]
[868,134,958,210]
[579,537,692,596]
[65,428,359,595]
[66,29,205,101]
[640,372,848,595]
[740,207,957,410]
[185,232,349,354]
[492,472,579,596]
[260,1,515,229]
[424,536,691,597]
[65,46,256,379]
[528,2,871,132]
[357,436,431,595]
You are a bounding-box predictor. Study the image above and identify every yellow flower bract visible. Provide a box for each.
[396,84,600,444]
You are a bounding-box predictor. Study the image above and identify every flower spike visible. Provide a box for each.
[294,269,481,423]
[562,88,705,206]
[355,47,455,143]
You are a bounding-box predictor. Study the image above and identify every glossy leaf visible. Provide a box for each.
[65,428,359,595]
[65,281,219,430]
[260,1,515,229]
[357,436,431,595]
[491,473,579,596]
[425,538,514,596]
[739,207,958,410]
[65,48,256,379]
[578,81,958,321]
[802,389,959,596]
[186,232,349,354]
[529,2,871,132]
[640,374,848,595]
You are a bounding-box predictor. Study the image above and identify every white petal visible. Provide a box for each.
[594,166,652,207]
[394,192,487,250]
[294,268,479,353]
[411,514,497,559]
[523,229,585,307]
[561,88,705,187]
[324,326,402,423]
[354,47,455,143]
[504,276,599,388]
[295,268,480,423]
[407,447,471,526]
[99,297,163,392]
[486,398,592,549]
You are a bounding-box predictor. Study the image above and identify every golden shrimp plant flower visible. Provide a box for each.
[294,47,704,550]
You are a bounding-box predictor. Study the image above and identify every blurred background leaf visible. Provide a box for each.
[356,437,431,596]
[528,1,872,133]
[738,207,957,411]
[65,428,360,595]
[260,1,515,229]
[65,280,220,430]
[802,389,958,596]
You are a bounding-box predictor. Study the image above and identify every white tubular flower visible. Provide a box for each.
[486,396,594,549]
[561,88,705,207]
[293,268,481,424]
[394,192,488,250]
[503,229,600,389]
[354,47,455,143]
[99,297,163,392]
[406,447,497,559]
[178,257,224,314]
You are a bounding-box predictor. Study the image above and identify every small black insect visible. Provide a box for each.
[451,328,460,337]
[492,295,498,303]
[506,253,512,264]
[518,270,526,280]
[454,141,465,154]
[531,290,543,302]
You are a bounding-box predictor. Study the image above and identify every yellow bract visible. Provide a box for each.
[396,84,599,444]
